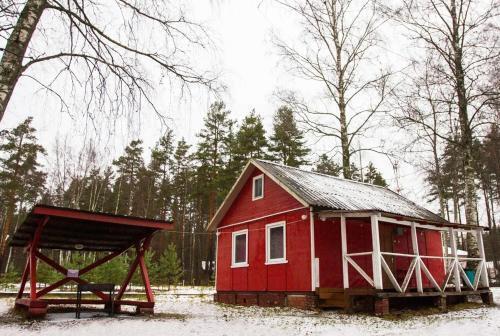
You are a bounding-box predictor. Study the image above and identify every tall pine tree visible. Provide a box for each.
[268,106,309,167]
[0,117,46,272]
[232,109,268,172]
[112,140,144,215]
[196,101,235,217]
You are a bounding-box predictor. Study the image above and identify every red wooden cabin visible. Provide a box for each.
[208,160,492,313]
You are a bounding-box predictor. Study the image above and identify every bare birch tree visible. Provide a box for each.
[0,0,218,123]
[381,0,500,227]
[275,0,391,179]
[391,56,457,219]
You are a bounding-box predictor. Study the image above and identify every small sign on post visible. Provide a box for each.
[67,269,79,278]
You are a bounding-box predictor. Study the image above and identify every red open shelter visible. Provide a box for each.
[9,204,173,317]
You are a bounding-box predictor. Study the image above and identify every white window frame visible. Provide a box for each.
[265,221,287,265]
[252,174,264,201]
[231,229,249,268]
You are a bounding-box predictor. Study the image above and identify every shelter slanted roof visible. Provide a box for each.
[10,205,173,251]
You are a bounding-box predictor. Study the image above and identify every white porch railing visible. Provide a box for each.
[333,213,489,293]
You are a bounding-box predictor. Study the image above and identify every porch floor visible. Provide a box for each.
[316,287,493,313]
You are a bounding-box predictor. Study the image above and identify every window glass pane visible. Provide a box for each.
[235,234,246,263]
[254,177,263,198]
[269,226,284,260]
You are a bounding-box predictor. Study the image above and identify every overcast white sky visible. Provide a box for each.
[0,0,460,219]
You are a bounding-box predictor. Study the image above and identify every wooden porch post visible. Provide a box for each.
[341,215,349,289]
[371,214,383,290]
[410,223,423,293]
[475,228,489,288]
[449,227,461,292]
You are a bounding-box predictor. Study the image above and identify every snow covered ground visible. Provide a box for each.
[0,287,499,336]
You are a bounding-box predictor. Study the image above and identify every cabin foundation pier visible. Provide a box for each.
[434,295,447,312]
[481,291,494,305]
[374,297,390,316]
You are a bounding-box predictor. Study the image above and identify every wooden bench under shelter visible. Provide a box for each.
[9,204,173,317]
[76,283,115,318]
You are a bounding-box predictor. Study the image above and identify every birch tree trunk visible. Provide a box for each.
[0,0,46,123]
[450,0,478,227]
[275,0,389,179]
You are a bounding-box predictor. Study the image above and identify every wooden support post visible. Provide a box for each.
[475,228,489,288]
[411,223,423,293]
[35,251,67,275]
[116,256,140,300]
[36,278,73,298]
[116,235,153,301]
[371,215,383,290]
[29,247,37,299]
[28,216,48,300]
[341,215,349,289]
[138,244,154,303]
[17,253,30,299]
[449,228,461,292]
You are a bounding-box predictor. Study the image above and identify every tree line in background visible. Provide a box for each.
[0,103,389,284]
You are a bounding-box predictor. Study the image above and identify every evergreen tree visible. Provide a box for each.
[196,101,235,217]
[149,130,175,220]
[364,162,388,187]
[232,109,268,172]
[194,101,235,285]
[268,106,309,167]
[349,163,361,182]
[112,140,144,215]
[313,154,342,176]
[0,117,46,271]
[170,139,195,283]
[159,243,183,290]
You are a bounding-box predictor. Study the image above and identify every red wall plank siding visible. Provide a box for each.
[219,169,304,228]
[247,221,267,291]
[423,230,445,285]
[216,227,232,291]
[215,168,311,292]
[285,210,312,291]
[390,225,445,288]
[345,218,373,287]
[314,217,342,288]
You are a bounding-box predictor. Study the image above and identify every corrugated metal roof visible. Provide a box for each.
[254,160,445,223]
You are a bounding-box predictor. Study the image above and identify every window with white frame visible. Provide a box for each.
[232,229,248,267]
[266,222,287,264]
[252,174,264,200]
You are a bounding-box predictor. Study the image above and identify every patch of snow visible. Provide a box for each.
[0,287,498,336]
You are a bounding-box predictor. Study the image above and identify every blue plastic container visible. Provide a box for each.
[464,269,475,284]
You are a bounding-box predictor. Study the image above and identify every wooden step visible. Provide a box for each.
[319,296,347,308]
[316,287,344,299]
